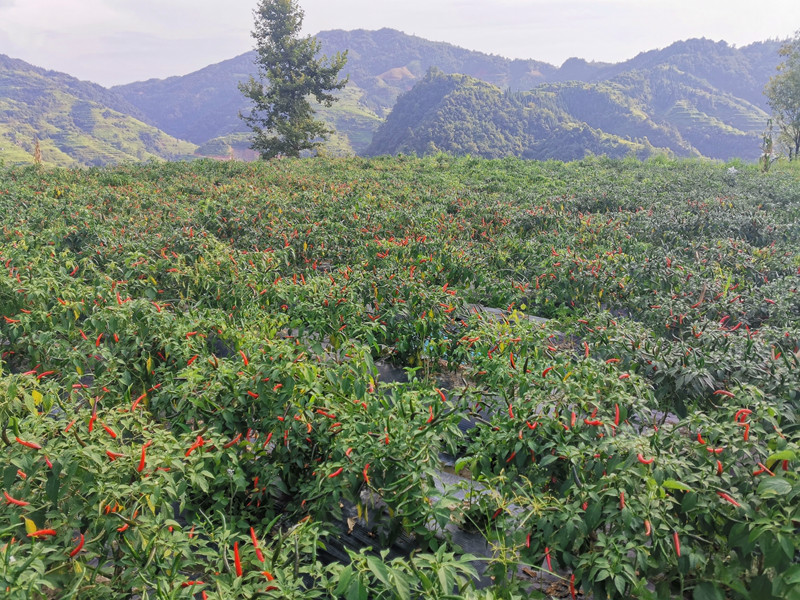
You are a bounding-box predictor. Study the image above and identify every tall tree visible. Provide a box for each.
[765,32,800,160]
[239,0,348,159]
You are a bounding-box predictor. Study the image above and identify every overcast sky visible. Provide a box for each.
[0,0,797,87]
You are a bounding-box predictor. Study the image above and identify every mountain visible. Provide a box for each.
[364,70,664,161]
[112,28,557,155]
[111,29,782,161]
[366,65,770,161]
[0,30,785,165]
[0,54,196,167]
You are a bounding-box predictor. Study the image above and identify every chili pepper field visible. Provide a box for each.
[1,155,799,599]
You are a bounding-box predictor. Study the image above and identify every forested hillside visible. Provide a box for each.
[366,67,768,161]
[0,55,197,167]
[112,29,783,161]
[0,29,786,164]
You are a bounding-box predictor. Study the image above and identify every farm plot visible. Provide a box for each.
[0,155,799,599]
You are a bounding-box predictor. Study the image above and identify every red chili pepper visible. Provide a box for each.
[525,533,531,548]
[583,341,589,358]
[96,333,103,347]
[673,531,681,557]
[69,532,85,557]
[619,491,625,510]
[542,367,553,377]
[223,434,243,449]
[3,491,29,507]
[137,441,151,473]
[15,437,42,450]
[644,519,651,536]
[250,527,265,563]
[508,404,514,419]
[717,491,741,507]
[614,404,620,427]
[28,529,57,538]
[544,547,552,571]
[526,421,538,430]
[187,354,198,366]
[106,450,124,461]
[131,393,147,411]
[185,435,205,457]
[239,350,249,366]
[570,411,576,428]
[246,390,259,399]
[714,390,734,398]
[734,408,752,422]
[697,431,706,445]
[233,541,243,577]
[509,351,516,370]
[506,451,516,463]
[101,423,117,439]
[363,463,370,485]
[328,467,344,478]
[637,453,653,465]
[492,508,503,519]
[36,370,55,380]
[716,460,723,476]
[570,574,577,599]
[619,373,630,380]
[739,422,750,441]
[427,405,434,424]
[753,462,775,476]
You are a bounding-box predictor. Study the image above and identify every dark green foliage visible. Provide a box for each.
[765,32,800,159]
[366,68,768,161]
[238,0,348,158]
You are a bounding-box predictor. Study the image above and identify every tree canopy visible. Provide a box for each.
[239,0,348,159]
[765,32,800,160]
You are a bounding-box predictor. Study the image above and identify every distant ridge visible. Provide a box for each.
[0,29,785,165]
[112,29,782,161]
[0,54,196,166]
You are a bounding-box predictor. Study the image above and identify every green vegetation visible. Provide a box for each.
[112,30,784,162]
[765,32,800,159]
[366,68,766,160]
[1,156,799,598]
[0,54,197,167]
[239,0,348,158]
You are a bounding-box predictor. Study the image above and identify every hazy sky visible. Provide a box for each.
[0,0,797,87]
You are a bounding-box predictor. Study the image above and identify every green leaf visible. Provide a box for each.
[334,565,352,597]
[783,565,800,585]
[757,478,792,497]
[614,575,626,595]
[765,450,795,469]
[693,582,723,600]
[45,462,62,502]
[366,555,391,588]
[662,479,694,492]
[538,454,557,467]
